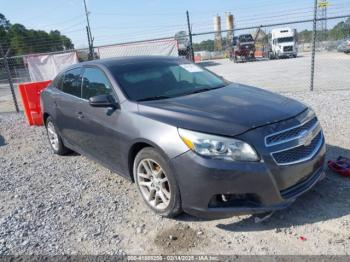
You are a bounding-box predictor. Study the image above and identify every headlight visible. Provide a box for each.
[178,128,259,162]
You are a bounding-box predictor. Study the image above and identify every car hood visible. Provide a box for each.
[137,83,307,137]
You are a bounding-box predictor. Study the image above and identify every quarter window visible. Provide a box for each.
[62,68,82,97]
[82,68,112,100]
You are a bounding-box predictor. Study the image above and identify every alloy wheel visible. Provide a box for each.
[136,159,171,210]
[47,121,59,151]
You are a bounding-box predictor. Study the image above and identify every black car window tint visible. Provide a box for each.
[82,68,112,100]
[62,68,82,97]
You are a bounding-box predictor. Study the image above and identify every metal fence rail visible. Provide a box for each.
[1,8,350,113]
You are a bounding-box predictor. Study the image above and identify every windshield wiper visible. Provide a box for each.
[182,84,227,96]
[137,95,171,102]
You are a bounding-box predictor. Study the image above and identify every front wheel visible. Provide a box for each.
[133,147,182,217]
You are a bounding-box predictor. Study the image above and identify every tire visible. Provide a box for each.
[45,116,70,155]
[133,147,182,218]
[233,55,238,63]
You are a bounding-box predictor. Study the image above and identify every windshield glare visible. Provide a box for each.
[110,61,226,101]
[277,37,294,43]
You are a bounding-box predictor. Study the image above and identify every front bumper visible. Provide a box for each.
[170,133,326,219]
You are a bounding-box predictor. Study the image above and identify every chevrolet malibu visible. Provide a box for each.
[41,56,326,218]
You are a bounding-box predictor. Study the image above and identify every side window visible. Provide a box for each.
[52,74,63,90]
[82,68,112,100]
[62,68,82,97]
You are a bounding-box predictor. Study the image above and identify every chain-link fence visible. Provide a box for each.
[1,10,350,113]
[0,47,91,113]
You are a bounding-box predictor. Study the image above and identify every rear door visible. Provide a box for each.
[55,67,85,148]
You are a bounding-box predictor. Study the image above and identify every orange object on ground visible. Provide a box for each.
[194,54,202,63]
[18,80,51,126]
[254,50,263,57]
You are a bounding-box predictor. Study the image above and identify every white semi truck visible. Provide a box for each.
[270,28,298,59]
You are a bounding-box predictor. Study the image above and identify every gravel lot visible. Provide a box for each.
[203,51,350,93]
[1,88,350,255]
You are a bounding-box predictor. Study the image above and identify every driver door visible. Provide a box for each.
[77,67,124,171]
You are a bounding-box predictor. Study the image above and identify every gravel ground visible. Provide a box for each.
[0,89,350,256]
[203,52,350,93]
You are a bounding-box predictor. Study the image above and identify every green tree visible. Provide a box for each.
[0,13,74,56]
[193,39,215,51]
[328,18,350,40]
[0,13,11,49]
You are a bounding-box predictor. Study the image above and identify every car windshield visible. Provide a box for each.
[239,35,253,42]
[110,60,227,101]
[277,37,294,43]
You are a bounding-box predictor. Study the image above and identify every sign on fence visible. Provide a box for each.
[24,52,78,82]
[97,39,179,59]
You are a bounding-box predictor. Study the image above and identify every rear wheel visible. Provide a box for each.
[133,147,182,217]
[45,116,70,155]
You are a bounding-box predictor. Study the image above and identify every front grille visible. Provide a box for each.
[266,117,318,146]
[283,46,293,52]
[272,132,323,164]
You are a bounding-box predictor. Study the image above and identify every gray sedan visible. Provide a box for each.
[41,56,325,218]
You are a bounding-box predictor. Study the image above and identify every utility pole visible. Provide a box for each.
[0,44,19,113]
[83,0,94,60]
[310,0,318,91]
[186,11,194,62]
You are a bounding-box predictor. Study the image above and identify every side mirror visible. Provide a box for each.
[89,94,119,108]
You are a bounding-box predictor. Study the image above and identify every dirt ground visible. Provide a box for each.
[1,88,350,255]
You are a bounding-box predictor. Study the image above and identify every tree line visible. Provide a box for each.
[0,13,74,56]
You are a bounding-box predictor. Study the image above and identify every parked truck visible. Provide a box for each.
[269,28,298,59]
[229,34,256,63]
[175,31,191,59]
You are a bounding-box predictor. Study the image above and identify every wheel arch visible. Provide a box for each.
[127,139,170,182]
[43,112,50,126]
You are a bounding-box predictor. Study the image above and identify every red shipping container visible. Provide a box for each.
[18,80,52,126]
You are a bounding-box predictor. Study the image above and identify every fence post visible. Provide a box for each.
[0,44,19,113]
[310,0,318,91]
[186,10,194,62]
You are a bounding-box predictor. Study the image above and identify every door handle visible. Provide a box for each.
[77,111,84,119]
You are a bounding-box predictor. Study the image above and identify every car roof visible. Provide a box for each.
[80,55,184,68]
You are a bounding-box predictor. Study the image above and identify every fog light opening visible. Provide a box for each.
[209,193,261,208]
[221,194,229,202]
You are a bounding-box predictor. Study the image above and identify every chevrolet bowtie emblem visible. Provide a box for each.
[302,131,314,146]
[300,124,320,146]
